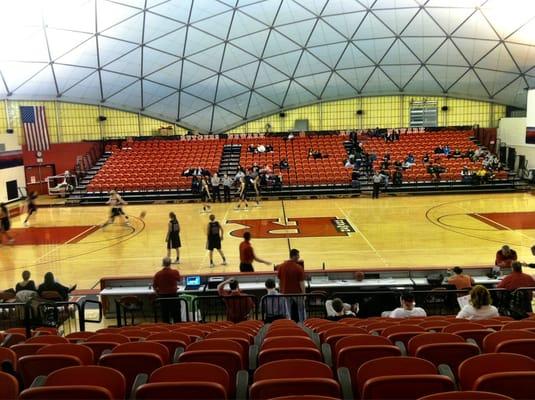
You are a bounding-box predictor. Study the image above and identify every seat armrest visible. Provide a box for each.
[438,364,457,389]
[337,367,354,400]
[321,343,332,368]
[395,341,407,356]
[173,346,184,363]
[130,373,148,399]
[235,369,249,400]
[30,376,47,388]
[249,344,259,370]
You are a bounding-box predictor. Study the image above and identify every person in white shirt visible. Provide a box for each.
[385,292,427,318]
[456,285,499,320]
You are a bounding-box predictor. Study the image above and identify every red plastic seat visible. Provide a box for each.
[264,328,309,339]
[261,336,317,350]
[442,322,485,333]
[502,320,535,331]
[18,355,82,388]
[207,329,254,344]
[186,339,245,368]
[474,371,535,399]
[36,343,94,365]
[454,329,494,349]
[321,326,367,342]
[147,331,191,345]
[65,332,95,343]
[25,336,68,345]
[335,334,401,370]
[254,359,333,381]
[10,343,48,359]
[0,370,18,400]
[258,346,322,365]
[20,385,113,399]
[84,333,130,344]
[250,378,340,400]
[80,342,118,362]
[112,341,170,364]
[269,397,340,400]
[0,347,17,370]
[482,330,535,353]
[418,391,513,400]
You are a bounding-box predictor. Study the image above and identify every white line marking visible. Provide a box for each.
[335,202,389,267]
[33,225,99,263]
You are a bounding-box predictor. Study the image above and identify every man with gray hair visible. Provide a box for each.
[495,245,517,268]
[152,257,181,323]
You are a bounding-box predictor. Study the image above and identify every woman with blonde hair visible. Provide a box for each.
[456,285,499,320]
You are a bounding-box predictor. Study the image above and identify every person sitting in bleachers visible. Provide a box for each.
[443,145,451,156]
[279,158,289,170]
[383,292,427,318]
[37,272,76,301]
[393,169,403,186]
[326,298,356,321]
[308,148,323,159]
[422,153,430,164]
[456,285,499,320]
[452,148,462,158]
[217,277,255,323]
[434,145,443,154]
[404,153,415,167]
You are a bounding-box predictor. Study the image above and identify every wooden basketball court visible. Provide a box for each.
[2,192,535,290]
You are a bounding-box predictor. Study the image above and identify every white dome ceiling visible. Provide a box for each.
[1,0,534,132]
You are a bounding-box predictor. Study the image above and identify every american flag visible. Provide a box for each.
[20,106,50,152]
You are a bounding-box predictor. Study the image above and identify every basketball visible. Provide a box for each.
[139,210,147,219]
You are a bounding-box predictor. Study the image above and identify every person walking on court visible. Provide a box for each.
[23,191,38,226]
[372,170,383,199]
[102,190,130,227]
[200,176,212,212]
[239,231,270,272]
[222,173,233,202]
[236,176,249,210]
[166,212,181,264]
[210,172,221,202]
[207,214,227,268]
[152,257,181,323]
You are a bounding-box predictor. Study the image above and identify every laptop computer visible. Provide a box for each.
[185,275,202,290]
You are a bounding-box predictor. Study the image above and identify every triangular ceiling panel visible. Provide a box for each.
[283,80,318,107]
[295,71,332,97]
[179,92,212,118]
[146,28,187,55]
[189,1,232,23]
[475,69,519,96]
[216,75,250,102]
[321,73,358,99]
[238,1,281,26]
[337,44,375,69]
[254,62,290,87]
[187,44,225,72]
[449,69,489,98]
[100,12,144,43]
[103,47,142,76]
[97,36,139,66]
[452,38,499,66]
[323,0,367,15]
[427,39,469,67]
[218,92,250,117]
[453,10,499,41]
[61,71,102,101]
[481,0,535,39]
[223,61,259,87]
[401,8,445,36]
[294,51,331,76]
[229,10,267,39]
[493,76,527,107]
[373,0,419,8]
[101,70,138,99]
[381,39,421,64]
[322,13,367,38]
[212,106,243,131]
[221,44,259,71]
[307,19,347,46]
[354,13,395,40]
[55,37,99,68]
[337,66,376,91]
[180,60,216,88]
[142,80,176,106]
[43,0,95,32]
[97,1,141,32]
[145,61,181,88]
[381,65,421,88]
[361,67,400,93]
[264,51,302,77]
[263,31,302,58]
[403,67,444,93]
[300,0,329,16]
[13,66,56,97]
[308,42,347,68]
[183,75,218,103]
[506,43,535,73]
[46,29,94,60]
[247,92,279,118]
[143,11,185,43]
[144,92,178,118]
[182,107,213,132]
[185,28,223,56]
[0,62,49,92]
[373,7,420,35]
[476,44,519,73]
[506,19,535,46]
[142,48,179,76]
[353,38,396,63]
[53,64,95,94]
[148,0,193,24]
[275,19,317,47]
[192,10,234,41]
[425,6,477,35]
[106,80,142,109]
[275,0,316,25]
[230,30,270,57]
[256,81,290,106]
[427,65,470,90]
[401,37,446,62]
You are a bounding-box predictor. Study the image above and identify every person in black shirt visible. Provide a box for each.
[166,212,181,264]
[15,270,36,292]
[23,192,38,226]
[207,214,227,268]
[37,272,76,301]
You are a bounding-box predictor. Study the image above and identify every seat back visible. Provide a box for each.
[258,347,322,365]
[381,325,425,337]
[334,334,391,356]
[44,365,126,400]
[178,350,242,391]
[261,336,316,350]
[99,353,163,393]
[442,322,485,333]
[387,332,426,348]
[337,345,402,371]
[416,343,480,372]
[135,382,227,400]
[474,371,535,399]
[458,353,535,390]
[321,326,367,342]
[419,391,513,400]
[186,339,245,368]
[454,329,493,349]
[112,341,170,364]
[147,331,191,345]
[80,342,118,362]
[361,375,455,400]
[0,370,18,400]
[19,355,81,388]
[10,344,48,360]
[495,338,535,359]
[19,385,113,399]
[26,336,68,345]
[65,332,95,343]
[37,344,94,365]
[0,347,17,370]
[407,332,465,356]
[483,330,535,353]
[249,378,340,400]
[254,359,332,381]
[264,328,309,339]
[85,333,130,344]
[502,320,535,331]
[207,329,253,344]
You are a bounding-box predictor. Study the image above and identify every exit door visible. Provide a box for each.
[25,164,55,195]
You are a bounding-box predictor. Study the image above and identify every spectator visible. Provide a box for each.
[384,292,427,318]
[326,298,356,321]
[498,261,535,315]
[279,158,289,170]
[152,257,181,323]
[434,145,443,154]
[262,278,288,323]
[239,232,270,272]
[217,277,255,323]
[443,145,450,156]
[393,169,403,186]
[276,248,306,322]
[37,272,76,301]
[422,153,430,164]
[448,266,475,290]
[495,245,517,268]
[15,270,36,293]
[372,170,383,199]
[456,285,499,320]
[222,173,233,202]
[210,173,221,202]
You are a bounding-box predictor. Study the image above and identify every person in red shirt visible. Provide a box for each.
[495,245,517,268]
[498,261,535,311]
[152,257,181,323]
[239,232,270,272]
[217,277,255,323]
[276,248,306,322]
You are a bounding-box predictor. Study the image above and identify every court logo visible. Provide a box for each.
[227,217,355,239]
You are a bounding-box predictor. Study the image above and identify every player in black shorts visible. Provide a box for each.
[207,214,227,268]
[0,203,14,244]
[235,176,249,210]
[102,190,130,227]
[200,177,212,212]
[166,212,181,264]
[23,191,38,226]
